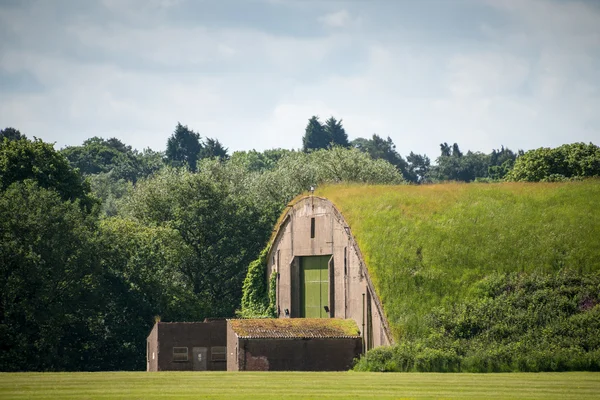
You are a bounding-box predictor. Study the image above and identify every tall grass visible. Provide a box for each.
[317,180,600,340]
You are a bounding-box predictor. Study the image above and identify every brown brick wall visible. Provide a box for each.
[234,336,362,371]
[146,320,227,371]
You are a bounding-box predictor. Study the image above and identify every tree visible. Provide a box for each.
[429,142,495,182]
[120,168,270,317]
[324,117,350,148]
[136,147,165,179]
[0,181,100,371]
[302,116,329,152]
[253,146,404,219]
[94,217,203,370]
[452,143,463,157]
[440,142,452,157]
[0,127,25,142]
[488,146,518,180]
[88,172,132,217]
[506,142,600,182]
[62,138,164,184]
[0,138,95,210]
[405,152,431,183]
[229,149,292,173]
[200,138,229,160]
[62,137,138,182]
[165,123,202,171]
[352,134,410,181]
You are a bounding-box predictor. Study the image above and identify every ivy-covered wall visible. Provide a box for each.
[239,245,276,318]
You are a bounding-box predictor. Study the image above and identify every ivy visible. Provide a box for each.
[238,244,276,318]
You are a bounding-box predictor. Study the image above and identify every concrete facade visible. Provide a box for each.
[146,320,227,371]
[267,196,393,350]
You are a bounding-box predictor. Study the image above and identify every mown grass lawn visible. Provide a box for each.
[0,372,599,400]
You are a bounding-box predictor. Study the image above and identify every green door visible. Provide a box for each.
[300,256,330,318]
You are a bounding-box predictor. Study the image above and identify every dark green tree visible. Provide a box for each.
[94,217,203,370]
[136,148,165,179]
[488,146,518,180]
[62,137,140,182]
[0,181,100,371]
[430,142,494,182]
[440,142,452,157]
[324,117,350,148]
[302,116,329,152]
[165,123,202,171]
[452,143,463,157]
[200,138,229,160]
[0,138,95,210]
[121,168,270,317]
[0,127,25,142]
[405,152,431,183]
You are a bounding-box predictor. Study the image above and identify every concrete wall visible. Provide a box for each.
[147,320,227,371]
[146,323,158,372]
[267,197,392,349]
[226,321,239,371]
[227,322,361,371]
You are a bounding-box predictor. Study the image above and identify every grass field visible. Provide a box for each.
[1,372,599,399]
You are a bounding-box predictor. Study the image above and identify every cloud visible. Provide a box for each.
[446,53,530,98]
[319,9,352,28]
[0,0,598,159]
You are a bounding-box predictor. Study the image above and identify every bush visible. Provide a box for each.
[506,142,600,182]
[355,271,600,372]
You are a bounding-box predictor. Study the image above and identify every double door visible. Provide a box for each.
[300,256,330,318]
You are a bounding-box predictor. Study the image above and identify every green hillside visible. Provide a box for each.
[315,180,600,371]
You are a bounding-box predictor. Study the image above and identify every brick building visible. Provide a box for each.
[146,319,227,371]
[226,318,362,371]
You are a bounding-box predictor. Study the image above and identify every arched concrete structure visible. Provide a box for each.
[266,195,394,350]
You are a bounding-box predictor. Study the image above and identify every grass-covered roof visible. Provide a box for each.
[312,180,600,340]
[229,318,360,339]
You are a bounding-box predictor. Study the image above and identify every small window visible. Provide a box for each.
[310,217,315,239]
[344,247,347,276]
[172,347,188,362]
[211,346,227,362]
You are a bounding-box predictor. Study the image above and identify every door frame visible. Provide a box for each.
[192,347,208,371]
[298,255,333,318]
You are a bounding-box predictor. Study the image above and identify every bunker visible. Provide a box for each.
[147,195,393,371]
[266,195,393,350]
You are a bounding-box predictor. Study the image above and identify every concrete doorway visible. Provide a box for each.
[300,256,331,318]
[192,347,207,371]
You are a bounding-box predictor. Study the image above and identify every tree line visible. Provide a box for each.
[300,115,600,183]
[1,121,599,371]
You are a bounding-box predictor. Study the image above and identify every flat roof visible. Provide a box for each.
[228,318,361,339]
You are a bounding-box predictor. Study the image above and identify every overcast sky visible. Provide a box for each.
[1,0,599,158]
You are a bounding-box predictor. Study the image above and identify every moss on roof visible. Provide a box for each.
[229,318,360,339]
[308,180,600,340]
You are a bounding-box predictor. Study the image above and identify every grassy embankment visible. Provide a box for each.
[1,371,599,399]
[316,180,600,371]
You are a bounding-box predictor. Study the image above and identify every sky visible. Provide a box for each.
[1,0,599,159]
